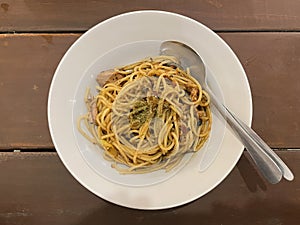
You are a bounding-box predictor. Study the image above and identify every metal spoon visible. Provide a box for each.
[160,41,294,184]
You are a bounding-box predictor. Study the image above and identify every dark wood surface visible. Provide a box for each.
[0,151,299,225]
[0,34,79,149]
[0,1,299,224]
[0,0,300,31]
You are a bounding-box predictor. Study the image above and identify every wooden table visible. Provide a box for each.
[1,1,299,224]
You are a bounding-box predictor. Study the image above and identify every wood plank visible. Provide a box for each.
[0,33,299,149]
[219,33,300,148]
[0,0,300,32]
[0,34,80,149]
[0,151,298,225]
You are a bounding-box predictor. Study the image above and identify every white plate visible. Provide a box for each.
[48,10,252,209]
[72,40,226,187]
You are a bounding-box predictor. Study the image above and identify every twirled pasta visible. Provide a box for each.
[78,56,212,174]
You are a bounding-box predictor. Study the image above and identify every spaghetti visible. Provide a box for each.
[78,56,212,174]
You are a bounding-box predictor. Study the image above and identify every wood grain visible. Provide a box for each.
[219,32,300,148]
[0,151,298,225]
[0,0,299,32]
[1,33,299,149]
[0,34,79,149]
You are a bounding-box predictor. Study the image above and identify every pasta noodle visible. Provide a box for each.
[78,56,212,174]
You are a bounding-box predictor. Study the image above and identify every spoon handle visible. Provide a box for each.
[226,109,294,181]
[206,88,285,184]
